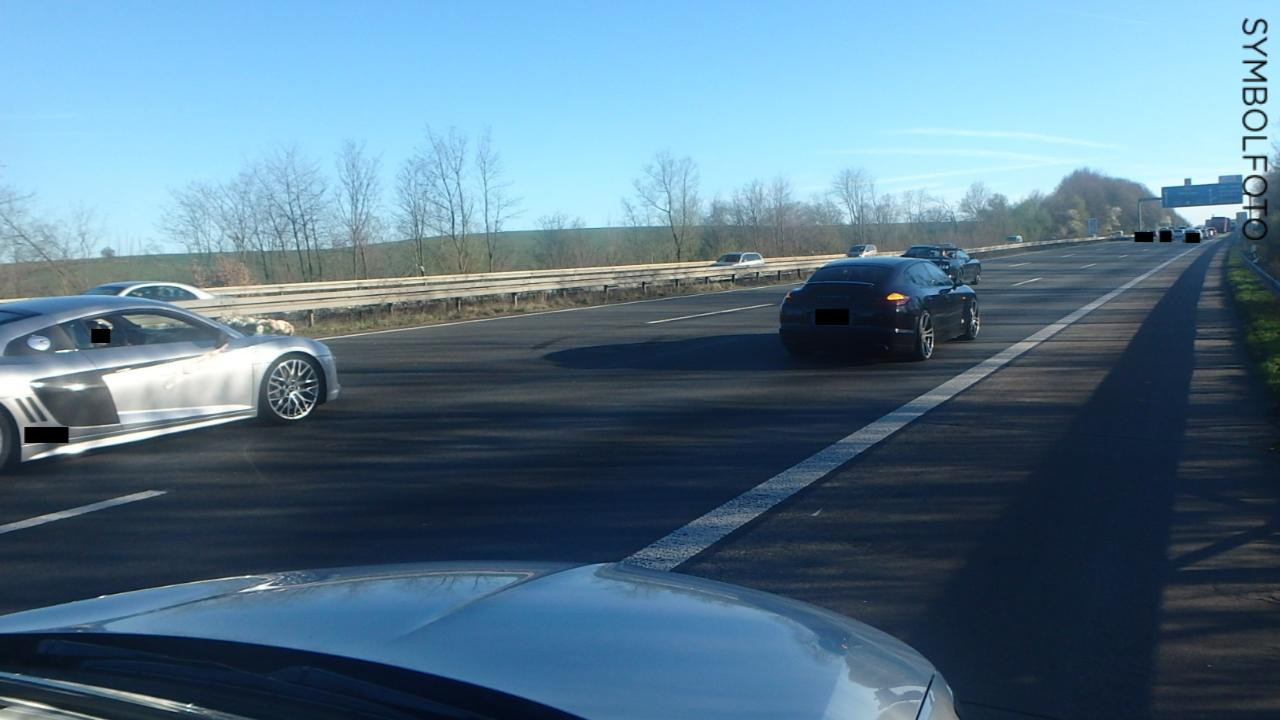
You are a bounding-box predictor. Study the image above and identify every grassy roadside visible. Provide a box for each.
[286,274,801,338]
[1225,246,1280,415]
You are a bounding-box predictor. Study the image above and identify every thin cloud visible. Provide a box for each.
[887,128,1120,150]
[831,147,1075,163]
[0,112,78,121]
[1041,8,1150,27]
[880,160,1078,185]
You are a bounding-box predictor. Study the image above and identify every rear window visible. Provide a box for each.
[808,265,891,284]
[903,247,941,258]
[82,285,125,295]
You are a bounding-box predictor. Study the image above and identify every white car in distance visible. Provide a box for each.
[712,252,765,267]
[82,281,217,302]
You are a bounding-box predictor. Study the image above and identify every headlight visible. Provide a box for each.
[917,673,959,720]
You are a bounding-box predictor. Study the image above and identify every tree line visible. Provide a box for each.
[2,134,1223,295]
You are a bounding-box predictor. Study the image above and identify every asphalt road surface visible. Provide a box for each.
[2,237,1277,719]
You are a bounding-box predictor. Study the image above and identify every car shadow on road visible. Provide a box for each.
[543,333,887,372]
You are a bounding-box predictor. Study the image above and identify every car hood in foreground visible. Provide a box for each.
[0,562,935,720]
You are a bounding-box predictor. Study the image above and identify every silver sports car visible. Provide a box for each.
[0,562,959,720]
[0,295,339,467]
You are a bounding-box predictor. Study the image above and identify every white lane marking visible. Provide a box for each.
[647,303,773,325]
[1062,253,1075,257]
[1006,262,1030,268]
[318,243,1122,342]
[625,245,1200,571]
[1081,263,1098,269]
[1120,254,1129,258]
[0,490,167,536]
[317,282,799,340]
[1012,277,1043,286]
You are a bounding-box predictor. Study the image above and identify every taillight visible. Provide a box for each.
[885,292,910,305]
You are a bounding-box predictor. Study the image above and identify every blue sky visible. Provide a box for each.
[0,0,1267,251]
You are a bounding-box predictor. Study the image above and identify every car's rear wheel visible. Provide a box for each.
[259,354,324,423]
[959,301,980,341]
[908,311,935,361]
[971,269,981,285]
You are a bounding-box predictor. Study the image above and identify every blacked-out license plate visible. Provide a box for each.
[815,309,849,325]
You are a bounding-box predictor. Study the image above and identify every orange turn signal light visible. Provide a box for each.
[885,292,909,304]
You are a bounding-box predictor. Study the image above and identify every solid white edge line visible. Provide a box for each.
[1012,277,1043,286]
[0,490,167,536]
[647,303,774,325]
[624,245,1200,571]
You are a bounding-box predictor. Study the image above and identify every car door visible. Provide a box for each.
[955,251,975,282]
[920,262,962,335]
[3,323,118,443]
[74,310,255,430]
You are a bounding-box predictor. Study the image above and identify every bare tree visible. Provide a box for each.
[767,176,794,256]
[958,182,992,223]
[0,184,98,294]
[633,150,700,262]
[475,128,520,273]
[394,156,432,276]
[258,146,328,281]
[215,169,271,282]
[731,179,769,251]
[830,168,877,244]
[422,127,474,273]
[535,212,587,268]
[335,139,381,279]
[161,181,222,267]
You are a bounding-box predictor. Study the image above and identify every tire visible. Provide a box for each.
[971,269,981,285]
[0,409,16,470]
[258,354,324,424]
[958,301,980,341]
[908,311,935,361]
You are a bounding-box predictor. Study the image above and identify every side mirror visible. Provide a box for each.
[26,335,51,352]
[215,330,231,349]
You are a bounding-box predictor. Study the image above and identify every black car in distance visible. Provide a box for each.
[779,257,979,361]
[902,244,982,284]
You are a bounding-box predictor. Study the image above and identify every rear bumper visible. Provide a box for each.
[780,324,916,354]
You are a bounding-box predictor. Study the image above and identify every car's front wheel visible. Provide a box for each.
[908,311,935,361]
[259,354,324,423]
[959,301,980,341]
[0,410,17,469]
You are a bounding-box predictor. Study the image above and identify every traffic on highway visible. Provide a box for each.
[1,4,1276,720]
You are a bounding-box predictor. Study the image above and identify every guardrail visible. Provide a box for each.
[1240,241,1280,297]
[0,234,1120,319]
[172,234,1117,317]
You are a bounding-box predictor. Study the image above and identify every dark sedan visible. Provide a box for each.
[902,244,982,285]
[779,257,979,360]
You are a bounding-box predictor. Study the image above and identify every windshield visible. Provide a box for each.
[903,247,942,258]
[716,253,742,263]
